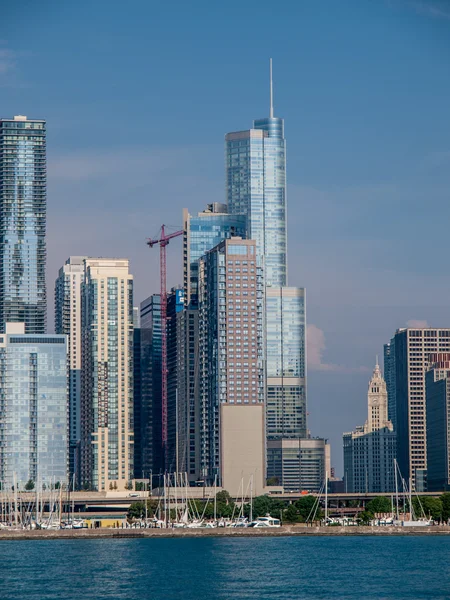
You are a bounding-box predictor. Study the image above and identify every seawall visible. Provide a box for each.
[1,525,450,540]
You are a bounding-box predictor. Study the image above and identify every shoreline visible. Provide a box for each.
[1,525,450,540]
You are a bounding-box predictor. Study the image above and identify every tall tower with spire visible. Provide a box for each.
[226,60,287,287]
[343,360,396,493]
[225,62,311,492]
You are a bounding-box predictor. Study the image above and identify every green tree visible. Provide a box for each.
[358,510,374,525]
[295,495,323,522]
[441,493,450,522]
[25,479,35,491]
[109,482,113,491]
[266,477,280,486]
[412,496,442,521]
[113,481,118,490]
[127,502,144,520]
[366,496,392,515]
[215,490,232,504]
[284,504,298,523]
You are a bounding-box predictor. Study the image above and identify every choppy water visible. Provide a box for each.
[0,536,449,599]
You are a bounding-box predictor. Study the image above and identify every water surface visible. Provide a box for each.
[1,536,448,599]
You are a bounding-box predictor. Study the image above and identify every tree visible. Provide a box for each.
[55,481,61,490]
[441,493,450,522]
[266,477,280,486]
[127,502,144,520]
[358,510,373,525]
[412,496,442,521]
[295,495,322,522]
[25,479,35,491]
[366,497,392,515]
[284,504,298,523]
[113,481,118,490]
[216,490,232,504]
[109,482,113,491]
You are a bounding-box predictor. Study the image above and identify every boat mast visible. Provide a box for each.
[394,459,399,520]
[325,471,328,523]
[214,474,217,523]
[250,474,253,524]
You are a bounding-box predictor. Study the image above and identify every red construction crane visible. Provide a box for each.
[147,225,183,466]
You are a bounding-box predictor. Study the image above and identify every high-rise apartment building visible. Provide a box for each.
[198,238,265,495]
[343,361,396,493]
[0,116,47,333]
[133,307,142,479]
[140,294,163,475]
[55,256,86,486]
[183,203,246,306]
[389,328,450,490]
[0,323,67,490]
[425,354,450,491]
[80,259,134,491]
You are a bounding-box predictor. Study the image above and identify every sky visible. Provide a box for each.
[2,0,450,474]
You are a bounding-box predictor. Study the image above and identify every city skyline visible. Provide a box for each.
[2,0,450,474]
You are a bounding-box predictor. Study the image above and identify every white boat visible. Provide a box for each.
[249,515,281,528]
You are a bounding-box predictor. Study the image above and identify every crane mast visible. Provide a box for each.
[147,225,183,468]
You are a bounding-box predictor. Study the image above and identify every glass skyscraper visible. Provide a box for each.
[0,116,47,334]
[0,323,67,490]
[226,119,286,287]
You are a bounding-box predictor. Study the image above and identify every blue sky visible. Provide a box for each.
[2,0,450,473]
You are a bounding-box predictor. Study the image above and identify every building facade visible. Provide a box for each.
[267,438,330,492]
[0,116,47,334]
[384,340,396,429]
[198,238,265,494]
[425,354,450,492]
[80,259,134,491]
[390,328,450,490]
[183,203,246,307]
[55,256,86,487]
[0,323,67,490]
[343,362,396,493]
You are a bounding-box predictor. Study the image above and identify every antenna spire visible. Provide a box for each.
[269,58,274,118]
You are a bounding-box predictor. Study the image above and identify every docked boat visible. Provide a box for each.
[248,515,281,528]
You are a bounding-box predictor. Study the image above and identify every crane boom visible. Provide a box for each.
[147,225,183,469]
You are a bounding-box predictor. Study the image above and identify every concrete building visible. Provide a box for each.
[0,116,47,334]
[389,328,450,490]
[343,361,396,493]
[198,237,265,495]
[80,259,134,491]
[267,438,330,492]
[133,307,142,479]
[426,354,450,491]
[55,256,86,487]
[384,340,396,428]
[0,323,67,490]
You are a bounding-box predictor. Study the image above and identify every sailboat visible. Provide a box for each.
[393,460,433,527]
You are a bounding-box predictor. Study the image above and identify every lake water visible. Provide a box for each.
[1,536,449,599]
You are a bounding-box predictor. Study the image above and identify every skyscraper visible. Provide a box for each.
[0,116,47,333]
[225,63,287,287]
[384,341,396,428]
[0,323,67,490]
[226,62,308,489]
[80,259,134,491]
[55,256,86,486]
[390,328,450,490]
[198,237,265,495]
[425,354,450,491]
[343,361,396,493]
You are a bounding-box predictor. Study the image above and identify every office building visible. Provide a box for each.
[267,438,330,492]
[183,203,246,306]
[133,307,143,479]
[198,237,265,495]
[426,354,450,491]
[384,341,396,428]
[80,259,134,491]
[0,116,47,334]
[389,328,450,490]
[55,256,86,486]
[343,361,396,493]
[0,323,67,490]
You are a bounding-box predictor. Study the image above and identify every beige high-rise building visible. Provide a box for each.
[343,361,396,493]
[80,259,134,491]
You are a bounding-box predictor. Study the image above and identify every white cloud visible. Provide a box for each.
[406,319,430,328]
[307,324,369,373]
